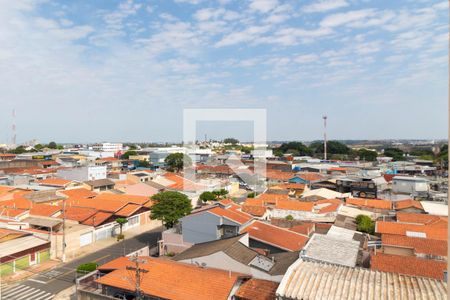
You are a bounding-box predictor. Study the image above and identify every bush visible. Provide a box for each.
[199,191,216,202]
[77,262,98,273]
[285,215,294,221]
[355,214,375,234]
[247,192,255,198]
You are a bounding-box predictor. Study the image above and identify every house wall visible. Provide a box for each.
[58,166,107,182]
[181,212,222,244]
[392,180,429,194]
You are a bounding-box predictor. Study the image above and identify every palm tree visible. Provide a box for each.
[116,218,128,235]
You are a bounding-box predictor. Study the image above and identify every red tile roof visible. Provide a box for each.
[164,173,206,191]
[81,211,113,226]
[275,200,313,212]
[376,221,448,240]
[30,204,62,217]
[297,173,324,182]
[346,198,392,210]
[96,256,246,300]
[94,193,150,205]
[242,205,266,217]
[37,178,72,187]
[317,203,340,214]
[381,234,447,257]
[290,223,314,236]
[235,279,279,300]
[257,193,289,204]
[270,183,306,190]
[394,199,424,211]
[209,207,252,225]
[241,220,308,251]
[264,171,294,181]
[115,203,142,217]
[59,188,97,199]
[0,207,28,218]
[370,253,447,280]
[396,213,447,226]
[61,206,97,222]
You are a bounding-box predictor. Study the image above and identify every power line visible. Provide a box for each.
[126,254,149,300]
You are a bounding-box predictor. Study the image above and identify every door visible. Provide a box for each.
[80,232,93,246]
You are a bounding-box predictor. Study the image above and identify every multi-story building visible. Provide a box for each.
[57,166,107,181]
[92,143,123,152]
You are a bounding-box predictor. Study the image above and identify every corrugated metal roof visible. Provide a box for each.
[276,259,448,300]
[0,235,49,258]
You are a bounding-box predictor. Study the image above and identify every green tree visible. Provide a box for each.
[129,144,137,150]
[277,142,312,156]
[224,138,239,145]
[48,141,57,149]
[309,141,351,156]
[164,153,192,172]
[355,215,375,234]
[285,215,294,221]
[151,191,192,228]
[212,188,228,199]
[199,191,216,202]
[34,144,44,150]
[357,149,378,161]
[383,148,404,161]
[115,217,128,235]
[247,192,255,198]
[11,146,27,154]
[121,150,137,159]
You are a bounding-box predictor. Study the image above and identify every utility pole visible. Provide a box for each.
[127,254,149,300]
[62,197,66,262]
[323,115,327,161]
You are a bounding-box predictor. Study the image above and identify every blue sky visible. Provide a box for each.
[0,0,447,143]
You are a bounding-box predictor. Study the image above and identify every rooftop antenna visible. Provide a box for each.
[323,115,327,160]
[12,109,16,148]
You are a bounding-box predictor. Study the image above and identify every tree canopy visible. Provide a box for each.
[223,138,239,145]
[48,141,57,149]
[199,191,216,202]
[383,148,405,161]
[309,141,351,156]
[121,150,137,159]
[356,149,378,161]
[355,214,375,234]
[151,191,192,228]
[164,152,192,172]
[276,142,312,156]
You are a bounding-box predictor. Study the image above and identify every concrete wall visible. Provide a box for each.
[77,289,116,300]
[181,212,221,244]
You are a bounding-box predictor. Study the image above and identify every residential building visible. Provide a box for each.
[57,166,107,182]
[92,143,123,152]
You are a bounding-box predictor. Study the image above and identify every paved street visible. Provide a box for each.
[0,228,162,300]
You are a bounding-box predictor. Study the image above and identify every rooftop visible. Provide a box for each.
[276,259,447,300]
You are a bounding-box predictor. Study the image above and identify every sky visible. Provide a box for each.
[0,0,448,144]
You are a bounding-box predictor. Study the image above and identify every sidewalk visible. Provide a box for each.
[1,259,60,284]
[67,221,163,261]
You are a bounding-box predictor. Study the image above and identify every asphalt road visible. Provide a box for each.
[0,227,163,300]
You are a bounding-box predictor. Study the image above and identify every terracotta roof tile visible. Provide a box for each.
[290,223,315,236]
[96,256,246,300]
[396,213,447,226]
[346,198,392,210]
[30,204,62,217]
[317,203,340,214]
[270,183,306,190]
[94,193,150,205]
[264,171,294,181]
[376,221,448,240]
[394,199,424,210]
[296,173,324,182]
[257,193,289,204]
[59,188,97,199]
[275,200,313,212]
[209,207,252,225]
[37,178,72,187]
[235,279,279,300]
[81,211,113,226]
[61,206,97,222]
[382,234,447,257]
[242,205,266,217]
[115,203,142,217]
[370,253,447,280]
[241,220,308,251]
[0,207,28,218]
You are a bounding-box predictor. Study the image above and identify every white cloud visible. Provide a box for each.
[320,9,375,27]
[174,0,204,4]
[249,0,278,13]
[294,54,318,63]
[215,25,271,47]
[303,0,349,14]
